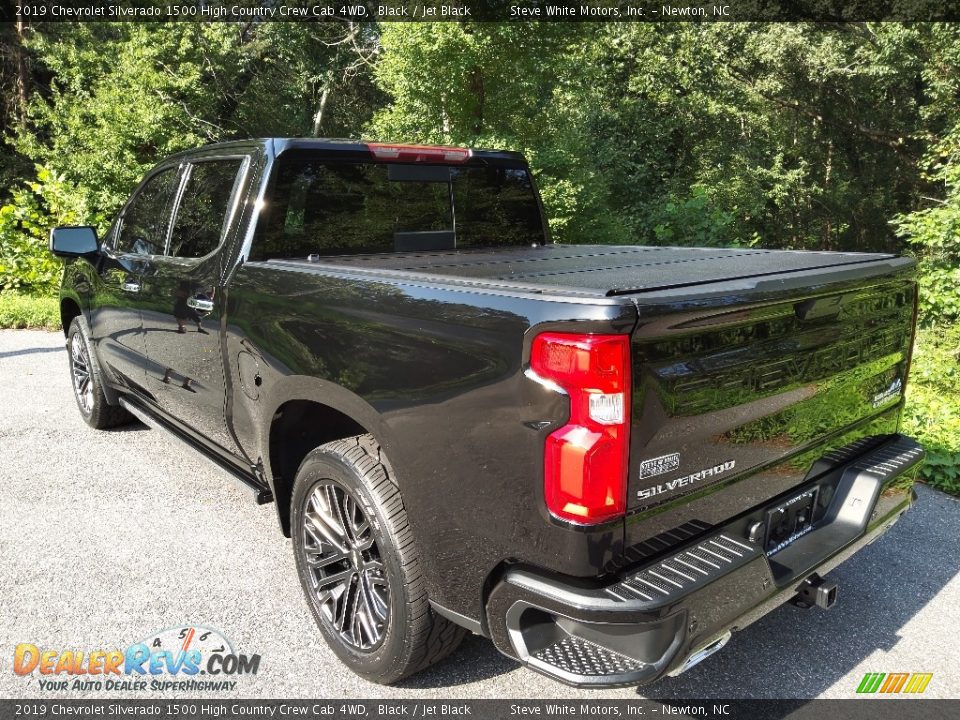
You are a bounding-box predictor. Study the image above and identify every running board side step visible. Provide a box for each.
[118,397,274,504]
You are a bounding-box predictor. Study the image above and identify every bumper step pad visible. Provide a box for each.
[532,636,645,677]
[607,534,758,604]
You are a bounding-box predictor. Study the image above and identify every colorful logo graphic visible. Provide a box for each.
[856,672,933,695]
[13,626,260,692]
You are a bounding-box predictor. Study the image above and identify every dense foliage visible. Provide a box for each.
[902,325,960,492]
[0,290,58,329]
[0,21,957,490]
[0,167,89,293]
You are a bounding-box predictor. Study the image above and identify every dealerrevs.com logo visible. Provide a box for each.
[13,626,260,692]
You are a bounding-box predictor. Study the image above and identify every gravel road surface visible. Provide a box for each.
[1,329,958,699]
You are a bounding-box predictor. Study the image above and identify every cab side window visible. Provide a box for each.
[168,159,244,259]
[115,168,180,255]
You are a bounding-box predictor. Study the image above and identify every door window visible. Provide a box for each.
[168,159,244,259]
[115,168,180,255]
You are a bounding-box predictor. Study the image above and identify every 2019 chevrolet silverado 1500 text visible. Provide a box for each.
[52,139,924,687]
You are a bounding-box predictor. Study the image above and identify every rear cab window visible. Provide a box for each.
[251,153,546,260]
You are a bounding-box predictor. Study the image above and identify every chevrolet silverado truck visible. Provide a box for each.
[51,139,924,687]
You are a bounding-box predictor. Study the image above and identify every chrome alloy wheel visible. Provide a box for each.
[70,335,94,414]
[302,480,390,651]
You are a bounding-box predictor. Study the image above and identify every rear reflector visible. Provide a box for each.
[530,333,631,524]
[367,143,472,164]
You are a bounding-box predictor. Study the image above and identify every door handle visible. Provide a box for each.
[122,281,141,293]
[187,297,214,313]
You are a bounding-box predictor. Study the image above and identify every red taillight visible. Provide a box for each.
[367,143,472,164]
[530,332,631,524]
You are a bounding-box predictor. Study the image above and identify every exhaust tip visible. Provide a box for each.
[794,573,838,610]
[668,631,732,677]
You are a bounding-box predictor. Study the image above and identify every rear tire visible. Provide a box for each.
[67,317,132,429]
[291,434,467,684]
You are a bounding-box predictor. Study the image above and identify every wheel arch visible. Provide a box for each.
[60,295,83,338]
[259,376,394,537]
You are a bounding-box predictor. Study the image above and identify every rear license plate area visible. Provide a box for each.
[764,487,819,555]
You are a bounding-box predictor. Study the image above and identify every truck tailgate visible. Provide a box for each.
[622,260,917,563]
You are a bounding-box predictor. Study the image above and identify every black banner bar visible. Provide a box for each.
[2,700,960,720]
[4,0,960,23]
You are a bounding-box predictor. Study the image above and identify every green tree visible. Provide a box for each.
[0,166,92,295]
[893,25,960,325]
[370,23,943,250]
[580,23,934,251]
[370,23,608,239]
[14,22,380,221]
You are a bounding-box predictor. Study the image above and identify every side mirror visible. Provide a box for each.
[49,226,100,258]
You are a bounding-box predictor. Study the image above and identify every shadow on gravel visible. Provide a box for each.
[640,486,959,700]
[395,635,517,688]
[394,488,959,697]
[110,421,151,433]
[0,345,65,360]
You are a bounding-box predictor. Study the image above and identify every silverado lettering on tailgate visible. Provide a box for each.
[637,460,736,500]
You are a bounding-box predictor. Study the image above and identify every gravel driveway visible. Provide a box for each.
[1,329,958,699]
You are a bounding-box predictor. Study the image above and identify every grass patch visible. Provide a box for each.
[0,291,60,330]
[903,323,960,495]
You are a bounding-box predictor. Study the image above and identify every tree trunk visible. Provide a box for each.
[823,141,834,249]
[14,18,28,126]
[469,66,485,137]
[440,92,451,139]
[312,85,330,137]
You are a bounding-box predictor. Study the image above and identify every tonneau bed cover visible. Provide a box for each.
[276,245,908,298]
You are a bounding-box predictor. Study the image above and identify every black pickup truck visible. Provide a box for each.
[52,139,924,688]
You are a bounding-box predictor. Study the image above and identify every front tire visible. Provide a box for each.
[67,317,132,429]
[292,435,467,684]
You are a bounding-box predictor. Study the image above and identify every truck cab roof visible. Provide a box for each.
[163,138,528,165]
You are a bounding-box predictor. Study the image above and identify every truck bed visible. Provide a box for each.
[279,245,905,297]
[263,241,918,571]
